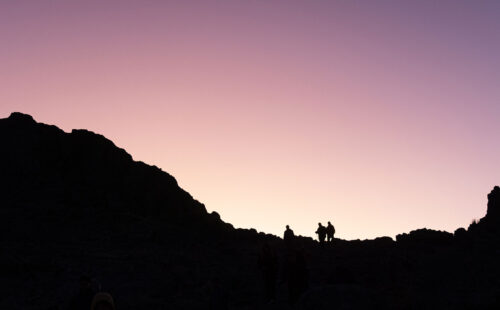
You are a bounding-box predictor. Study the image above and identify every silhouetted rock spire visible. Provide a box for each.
[486,185,500,219]
[471,185,500,234]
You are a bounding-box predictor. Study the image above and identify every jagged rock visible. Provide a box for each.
[0,112,223,231]
[468,186,500,235]
[1,112,499,309]
[396,228,453,247]
[8,111,35,123]
[486,185,500,221]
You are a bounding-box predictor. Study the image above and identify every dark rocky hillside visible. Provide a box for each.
[0,112,499,309]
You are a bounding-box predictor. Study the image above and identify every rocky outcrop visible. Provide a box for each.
[485,186,500,223]
[0,112,229,233]
[396,229,454,247]
[467,186,500,236]
[1,112,499,309]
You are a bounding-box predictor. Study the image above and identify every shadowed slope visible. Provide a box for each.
[0,112,229,232]
[0,112,261,309]
[1,112,499,309]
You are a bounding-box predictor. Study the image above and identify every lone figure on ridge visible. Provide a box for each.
[284,225,295,248]
[315,223,326,245]
[326,221,335,242]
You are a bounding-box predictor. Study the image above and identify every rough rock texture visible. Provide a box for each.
[0,113,499,309]
[485,186,500,227]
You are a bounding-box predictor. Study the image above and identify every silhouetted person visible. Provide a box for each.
[285,249,308,304]
[208,277,229,310]
[283,225,295,248]
[258,243,278,303]
[69,276,95,310]
[315,222,326,245]
[90,292,115,310]
[326,221,335,242]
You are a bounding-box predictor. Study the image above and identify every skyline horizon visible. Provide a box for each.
[2,1,499,240]
[1,111,493,240]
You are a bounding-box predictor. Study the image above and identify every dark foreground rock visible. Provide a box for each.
[0,112,499,309]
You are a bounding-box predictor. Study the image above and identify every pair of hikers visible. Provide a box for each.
[315,221,335,244]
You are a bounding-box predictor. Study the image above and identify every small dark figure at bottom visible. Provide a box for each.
[285,249,308,305]
[209,278,229,310]
[91,292,115,310]
[258,243,278,303]
[69,276,95,310]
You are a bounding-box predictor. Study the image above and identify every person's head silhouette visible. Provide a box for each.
[91,293,115,310]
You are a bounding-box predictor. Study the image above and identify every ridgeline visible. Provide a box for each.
[0,112,498,309]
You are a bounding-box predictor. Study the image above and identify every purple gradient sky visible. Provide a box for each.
[1,0,500,239]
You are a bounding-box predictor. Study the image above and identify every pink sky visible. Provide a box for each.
[1,0,500,239]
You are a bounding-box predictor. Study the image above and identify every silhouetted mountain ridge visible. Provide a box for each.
[0,112,231,235]
[1,112,499,309]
